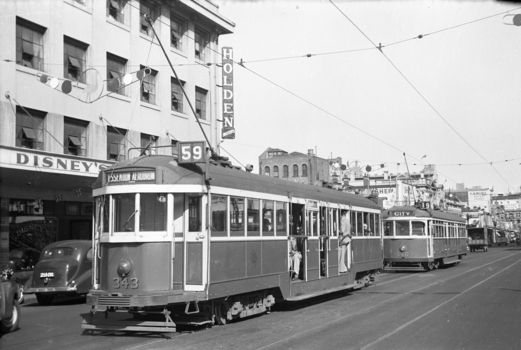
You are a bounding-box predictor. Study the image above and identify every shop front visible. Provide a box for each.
[0,146,113,267]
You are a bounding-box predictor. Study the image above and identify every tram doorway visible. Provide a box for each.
[184,194,208,291]
[289,203,306,281]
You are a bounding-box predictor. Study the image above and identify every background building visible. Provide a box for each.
[259,147,331,186]
[0,0,234,262]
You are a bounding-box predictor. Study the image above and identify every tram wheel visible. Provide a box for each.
[214,300,230,326]
[433,261,439,270]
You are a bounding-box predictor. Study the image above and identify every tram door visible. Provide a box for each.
[306,201,320,281]
[184,194,208,291]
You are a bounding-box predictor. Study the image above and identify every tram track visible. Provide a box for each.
[251,251,521,350]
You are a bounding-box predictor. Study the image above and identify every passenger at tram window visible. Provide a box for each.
[339,210,352,273]
[363,223,372,236]
[263,218,272,232]
[288,236,302,281]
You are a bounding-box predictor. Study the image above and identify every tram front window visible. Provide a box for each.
[140,193,167,231]
[395,221,410,236]
[114,193,136,232]
[412,221,425,236]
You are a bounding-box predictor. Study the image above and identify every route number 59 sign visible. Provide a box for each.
[178,141,206,164]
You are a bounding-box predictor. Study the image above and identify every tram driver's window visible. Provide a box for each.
[356,212,363,236]
[188,196,202,232]
[211,195,227,237]
[140,193,167,232]
[411,221,425,236]
[230,196,244,237]
[262,200,274,236]
[114,193,136,232]
[101,196,110,233]
[395,221,410,236]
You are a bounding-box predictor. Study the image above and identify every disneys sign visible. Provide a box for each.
[221,47,235,139]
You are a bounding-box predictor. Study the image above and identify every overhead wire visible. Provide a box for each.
[328,0,515,192]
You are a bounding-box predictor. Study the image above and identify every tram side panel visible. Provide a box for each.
[209,240,288,299]
[354,239,384,271]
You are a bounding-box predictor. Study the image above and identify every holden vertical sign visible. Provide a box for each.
[221,47,235,139]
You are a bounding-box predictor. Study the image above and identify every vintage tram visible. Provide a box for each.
[82,153,382,332]
[382,205,467,271]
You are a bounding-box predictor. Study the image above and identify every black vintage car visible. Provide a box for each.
[25,240,92,306]
[0,276,21,335]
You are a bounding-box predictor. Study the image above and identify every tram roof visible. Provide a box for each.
[93,155,380,209]
[383,206,466,222]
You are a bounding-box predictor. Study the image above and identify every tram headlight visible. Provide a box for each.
[117,258,134,278]
[399,246,406,252]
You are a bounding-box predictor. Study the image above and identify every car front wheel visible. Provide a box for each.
[0,300,21,334]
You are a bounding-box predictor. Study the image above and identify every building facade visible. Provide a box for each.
[259,148,331,186]
[0,0,234,263]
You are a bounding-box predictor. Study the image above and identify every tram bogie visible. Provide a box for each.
[81,155,383,332]
[383,206,467,272]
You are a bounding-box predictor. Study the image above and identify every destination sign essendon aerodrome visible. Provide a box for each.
[221,47,235,139]
[107,170,156,184]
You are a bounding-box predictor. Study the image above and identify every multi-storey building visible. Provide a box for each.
[0,0,234,261]
[258,148,331,186]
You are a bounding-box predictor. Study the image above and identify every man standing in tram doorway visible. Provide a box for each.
[339,210,352,273]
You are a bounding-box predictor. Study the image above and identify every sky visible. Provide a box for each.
[211,0,521,194]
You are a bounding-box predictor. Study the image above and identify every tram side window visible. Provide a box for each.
[140,193,167,231]
[276,202,287,236]
[114,193,136,232]
[230,197,244,237]
[350,211,356,236]
[247,199,260,236]
[332,209,338,236]
[411,221,425,236]
[356,212,363,236]
[395,221,410,236]
[262,200,274,236]
[174,194,184,237]
[384,221,393,236]
[211,195,227,237]
[188,196,202,232]
[366,213,375,236]
[375,214,380,236]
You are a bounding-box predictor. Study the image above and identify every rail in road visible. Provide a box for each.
[1,246,520,350]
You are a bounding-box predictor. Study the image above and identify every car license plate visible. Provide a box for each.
[40,272,54,278]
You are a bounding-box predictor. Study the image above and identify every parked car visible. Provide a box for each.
[24,240,92,306]
[6,248,40,304]
[0,275,21,335]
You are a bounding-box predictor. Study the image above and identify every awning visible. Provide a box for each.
[68,56,81,68]
[68,136,82,146]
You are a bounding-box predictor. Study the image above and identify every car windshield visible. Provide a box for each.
[43,247,74,259]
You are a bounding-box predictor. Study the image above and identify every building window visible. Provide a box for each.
[195,87,207,120]
[302,164,308,177]
[107,53,127,95]
[283,165,289,178]
[16,106,45,150]
[64,117,88,156]
[140,0,159,37]
[264,166,270,177]
[107,0,129,25]
[171,78,184,113]
[141,65,157,104]
[170,14,186,51]
[194,27,208,61]
[140,133,157,155]
[64,36,87,83]
[16,18,45,71]
[107,126,126,161]
[273,166,279,178]
[293,164,299,177]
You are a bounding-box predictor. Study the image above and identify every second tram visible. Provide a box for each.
[383,205,467,271]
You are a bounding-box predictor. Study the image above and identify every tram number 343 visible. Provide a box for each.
[112,277,139,289]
